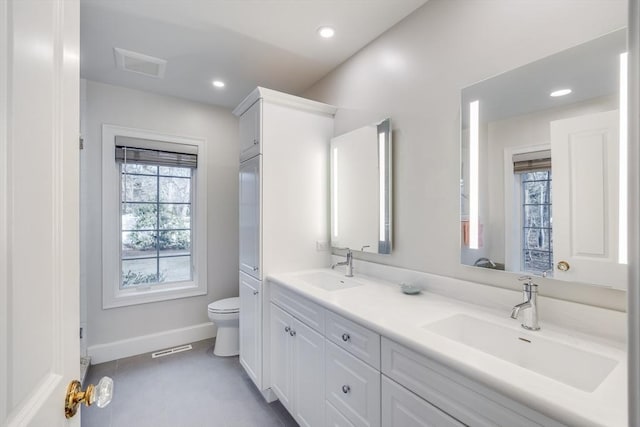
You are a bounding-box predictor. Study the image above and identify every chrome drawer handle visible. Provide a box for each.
[289,329,296,337]
[252,266,259,271]
[342,385,350,394]
[341,333,350,342]
[284,326,290,333]
[253,290,259,295]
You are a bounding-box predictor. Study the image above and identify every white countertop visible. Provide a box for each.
[267,268,627,427]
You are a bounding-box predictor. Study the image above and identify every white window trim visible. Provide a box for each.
[102,124,207,309]
[503,143,550,273]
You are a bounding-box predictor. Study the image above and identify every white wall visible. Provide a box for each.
[82,80,239,358]
[304,0,627,310]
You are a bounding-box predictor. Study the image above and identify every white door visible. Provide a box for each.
[551,110,627,288]
[1,0,82,425]
[239,271,262,389]
[293,319,325,427]
[239,155,261,279]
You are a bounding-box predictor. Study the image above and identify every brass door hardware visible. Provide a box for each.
[557,261,570,272]
[64,376,113,418]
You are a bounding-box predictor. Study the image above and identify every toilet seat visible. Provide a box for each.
[208,297,239,314]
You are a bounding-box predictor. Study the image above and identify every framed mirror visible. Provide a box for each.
[460,29,627,289]
[331,118,392,254]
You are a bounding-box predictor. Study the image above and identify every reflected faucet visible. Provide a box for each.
[331,248,353,277]
[474,257,496,268]
[510,276,540,331]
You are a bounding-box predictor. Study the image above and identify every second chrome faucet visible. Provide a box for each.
[331,248,353,277]
[511,276,540,331]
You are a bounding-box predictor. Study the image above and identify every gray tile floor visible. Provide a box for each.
[81,339,298,427]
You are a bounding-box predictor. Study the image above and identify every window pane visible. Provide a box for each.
[122,164,157,175]
[158,230,191,255]
[523,227,551,251]
[159,204,191,229]
[122,174,157,202]
[159,176,190,203]
[122,231,157,258]
[159,256,191,282]
[523,180,551,204]
[523,250,552,273]
[159,166,191,177]
[524,205,551,228]
[122,258,158,287]
[122,203,157,230]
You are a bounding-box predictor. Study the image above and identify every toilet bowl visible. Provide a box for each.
[207,297,240,357]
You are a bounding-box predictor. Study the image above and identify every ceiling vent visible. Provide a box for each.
[114,47,167,79]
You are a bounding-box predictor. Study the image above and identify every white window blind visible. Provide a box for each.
[115,135,198,168]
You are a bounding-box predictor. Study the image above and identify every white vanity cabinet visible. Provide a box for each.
[270,286,326,427]
[234,87,336,396]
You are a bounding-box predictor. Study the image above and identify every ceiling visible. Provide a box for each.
[80,0,428,109]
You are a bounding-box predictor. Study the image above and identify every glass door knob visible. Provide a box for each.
[65,376,114,418]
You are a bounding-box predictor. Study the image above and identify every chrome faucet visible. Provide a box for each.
[510,276,540,331]
[331,248,353,277]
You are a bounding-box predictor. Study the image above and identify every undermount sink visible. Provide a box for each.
[425,314,618,392]
[295,271,364,292]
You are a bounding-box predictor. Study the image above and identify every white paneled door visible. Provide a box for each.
[1,0,81,425]
[551,110,627,289]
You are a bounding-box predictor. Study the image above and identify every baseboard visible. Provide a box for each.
[87,322,215,364]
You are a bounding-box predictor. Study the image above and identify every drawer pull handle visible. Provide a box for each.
[253,290,259,295]
[341,333,350,342]
[341,385,350,394]
[284,326,290,333]
[289,329,296,337]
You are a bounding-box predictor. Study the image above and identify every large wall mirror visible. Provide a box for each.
[460,29,627,289]
[331,118,392,254]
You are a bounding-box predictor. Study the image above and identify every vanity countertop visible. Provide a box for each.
[267,269,627,427]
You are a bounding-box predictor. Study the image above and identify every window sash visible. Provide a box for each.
[120,163,194,288]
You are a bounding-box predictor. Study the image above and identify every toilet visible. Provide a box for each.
[207,297,240,357]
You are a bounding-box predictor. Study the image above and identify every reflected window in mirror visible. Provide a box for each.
[460,28,628,289]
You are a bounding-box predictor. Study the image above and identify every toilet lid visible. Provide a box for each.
[208,297,239,313]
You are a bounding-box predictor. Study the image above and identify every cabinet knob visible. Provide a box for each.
[253,139,258,145]
[252,266,259,271]
[341,385,350,394]
[284,326,290,333]
[289,329,296,337]
[253,290,259,295]
[341,333,350,342]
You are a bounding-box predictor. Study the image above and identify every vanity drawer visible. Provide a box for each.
[381,338,564,427]
[325,309,381,369]
[326,341,380,427]
[326,401,356,427]
[270,283,324,333]
[381,376,463,427]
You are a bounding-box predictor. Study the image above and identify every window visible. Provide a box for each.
[520,170,553,275]
[102,125,207,308]
[120,163,193,287]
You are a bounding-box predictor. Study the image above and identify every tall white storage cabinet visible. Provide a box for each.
[234,87,336,399]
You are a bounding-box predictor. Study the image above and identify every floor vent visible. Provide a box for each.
[114,47,167,79]
[151,344,193,359]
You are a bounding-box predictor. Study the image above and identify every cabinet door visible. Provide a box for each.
[293,318,325,427]
[239,100,261,161]
[381,376,463,427]
[270,303,294,412]
[239,271,262,389]
[239,155,261,278]
[327,401,356,427]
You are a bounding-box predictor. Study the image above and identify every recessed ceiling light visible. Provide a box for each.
[212,80,225,88]
[550,88,572,97]
[317,26,335,39]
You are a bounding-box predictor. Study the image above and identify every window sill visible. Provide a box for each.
[103,281,206,309]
